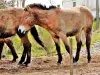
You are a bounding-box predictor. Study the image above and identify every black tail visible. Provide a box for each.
[30,26,48,51]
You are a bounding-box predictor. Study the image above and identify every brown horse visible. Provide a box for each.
[18,4,93,65]
[0,8,48,64]
[0,38,18,61]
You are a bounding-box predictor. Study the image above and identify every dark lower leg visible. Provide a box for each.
[75,41,82,62]
[86,35,91,63]
[55,43,62,64]
[19,49,27,64]
[0,41,4,59]
[24,44,31,66]
[5,40,18,61]
[64,44,75,63]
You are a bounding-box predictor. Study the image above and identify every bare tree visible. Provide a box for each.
[0,0,7,8]
[22,0,26,7]
[17,0,19,7]
[16,0,26,7]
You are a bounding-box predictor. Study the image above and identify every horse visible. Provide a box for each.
[17,3,93,65]
[0,8,48,64]
[0,38,18,61]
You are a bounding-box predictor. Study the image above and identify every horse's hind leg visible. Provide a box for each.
[0,41,4,59]
[58,32,75,62]
[4,39,18,62]
[74,33,82,63]
[30,27,48,51]
[85,27,92,63]
[52,36,62,64]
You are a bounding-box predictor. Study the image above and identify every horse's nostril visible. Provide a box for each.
[23,31,26,34]
[18,29,21,33]
[18,26,26,34]
[18,28,22,33]
[17,27,26,37]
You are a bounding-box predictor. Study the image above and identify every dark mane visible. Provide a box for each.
[24,3,57,11]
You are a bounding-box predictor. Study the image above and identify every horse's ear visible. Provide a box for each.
[26,6,32,12]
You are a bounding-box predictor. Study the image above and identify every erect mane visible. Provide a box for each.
[24,3,57,11]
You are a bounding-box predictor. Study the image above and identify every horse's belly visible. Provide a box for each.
[60,23,73,34]
[66,29,79,36]
[0,28,15,38]
[60,23,80,37]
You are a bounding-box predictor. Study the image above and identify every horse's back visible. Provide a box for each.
[0,8,23,37]
[57,6,93,36]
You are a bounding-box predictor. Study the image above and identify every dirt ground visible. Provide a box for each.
[0,42,100,75]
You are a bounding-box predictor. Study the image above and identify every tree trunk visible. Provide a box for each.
[22,0,26,7]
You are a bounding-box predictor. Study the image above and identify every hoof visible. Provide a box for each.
[73,62,78,65]
[18,61,23,65]
[57,63,61,67]
[23,62,28,66]
[88,60,91,63]
[73,59,77,63]
[11,60,16,63]
[18,64,27,68]
[12,58,17,62]
[57,62,61,67]
[18,62,23,65]
[88,57,91,63]
[12,56,18,62]
[73,57,79,63]
[87,57,91,63]
[18,63,27,67]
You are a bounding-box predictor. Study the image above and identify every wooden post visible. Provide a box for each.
[70,38,73,75]
[96,0,99,29]
[72,0,76,7]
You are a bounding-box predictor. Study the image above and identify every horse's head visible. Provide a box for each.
[17,3,57,35]
[17,4,44,35]
[17,6,36,35]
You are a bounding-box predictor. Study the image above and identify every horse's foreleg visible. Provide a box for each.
[4,39,18,62]
[85,27,92,63]
[24,42,31,66]
[0,41,4,59]
[19,47,27,64]
[58,32,75,62]
[74,33,82,63]
[52,36,62,64]
[30,27,48,51]
[18,34,31,66]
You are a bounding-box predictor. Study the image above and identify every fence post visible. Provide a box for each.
[96,0,99,29]
[70,38,73,75]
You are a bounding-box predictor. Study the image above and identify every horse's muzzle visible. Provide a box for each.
[17,26,26,37]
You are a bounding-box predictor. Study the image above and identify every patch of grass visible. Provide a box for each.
[91,30,100,45]
[92,20,96,29]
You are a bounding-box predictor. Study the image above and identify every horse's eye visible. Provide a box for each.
[25,16,28,19]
